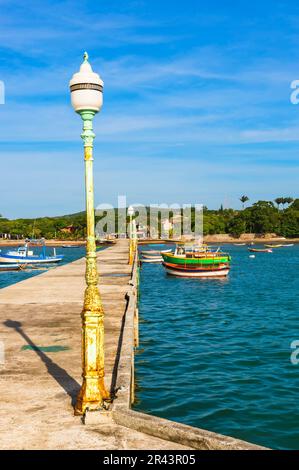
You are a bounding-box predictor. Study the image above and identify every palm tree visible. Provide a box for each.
[276,197,294,210]
[281,198,291,210]
[240,195,249,209]
[275,197,283,209]
[284,197,294,208]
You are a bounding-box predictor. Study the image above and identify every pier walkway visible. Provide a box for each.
[0,240,189,450]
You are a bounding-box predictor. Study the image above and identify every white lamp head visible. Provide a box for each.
[69,52,104,113]
[128,206,135,217]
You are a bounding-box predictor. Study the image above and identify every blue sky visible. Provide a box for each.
[0,0,299,218]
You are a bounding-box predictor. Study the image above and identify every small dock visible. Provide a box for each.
[0,240,264,450]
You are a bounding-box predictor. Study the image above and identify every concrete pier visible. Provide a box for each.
[0,240,265,450]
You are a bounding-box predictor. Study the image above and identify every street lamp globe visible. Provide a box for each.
[128,206,135,217]
[69,52,104,113]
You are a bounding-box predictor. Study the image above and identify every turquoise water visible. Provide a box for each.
[134,244,299,450]
[0,245,87,290]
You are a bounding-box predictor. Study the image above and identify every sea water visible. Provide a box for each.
[134,244,299,449]
[0,245,86,289]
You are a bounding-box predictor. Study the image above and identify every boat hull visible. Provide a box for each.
[162,262,230,277]
[248,248,272,253]
[142,254,164,259]
[141,258,162,263]
[0,264,23,271]
[0,255,63,264]
[163,264,229,277]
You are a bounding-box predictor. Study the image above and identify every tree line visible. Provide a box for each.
[201,197,299,238]
[0,197,298,239]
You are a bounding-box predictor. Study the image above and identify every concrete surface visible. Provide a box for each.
[0,240,190,450]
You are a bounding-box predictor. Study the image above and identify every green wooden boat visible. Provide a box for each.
[161,244,231,277]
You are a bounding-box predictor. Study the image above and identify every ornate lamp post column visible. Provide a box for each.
[128,206,135,265]
[70,52,109,415]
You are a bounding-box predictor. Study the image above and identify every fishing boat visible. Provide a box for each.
[281,244,294,247]
[161,244,231,278]
[248,248,272,253]
[0,239,63,265]
[234,243,246,246]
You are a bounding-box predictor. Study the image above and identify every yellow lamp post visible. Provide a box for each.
[128,206,135,265]
[70,52,109,415]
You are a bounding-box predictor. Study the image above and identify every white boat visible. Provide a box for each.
[163,265,230,277]
[281,244,294,247]
[140,257,163,263]
[0,240,63,265]
[141,253,165,259]
[234,243,246,246]
[141,249,172,255]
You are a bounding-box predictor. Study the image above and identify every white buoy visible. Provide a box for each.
[249,254,255,258]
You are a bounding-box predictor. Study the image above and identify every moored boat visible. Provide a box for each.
[265,243,294,248]
[0,264,25,272]
[163,262,230,277]
[248,248,272,253]
[141,249,172,255]
[264,244,283,248]
[0,239,63,265]
[140,257,163,264]
[161,244,231,278]
[142,253,164,260]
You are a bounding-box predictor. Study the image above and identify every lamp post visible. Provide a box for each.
[70,52,109,415]
[128,206,135,265]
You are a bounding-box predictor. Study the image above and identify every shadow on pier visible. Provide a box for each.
[110,311,126,399]
[4,319,80,408]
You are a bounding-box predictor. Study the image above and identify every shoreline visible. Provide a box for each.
[140,235,299,244]
[0,239,86,247]
[1,235,298,247]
